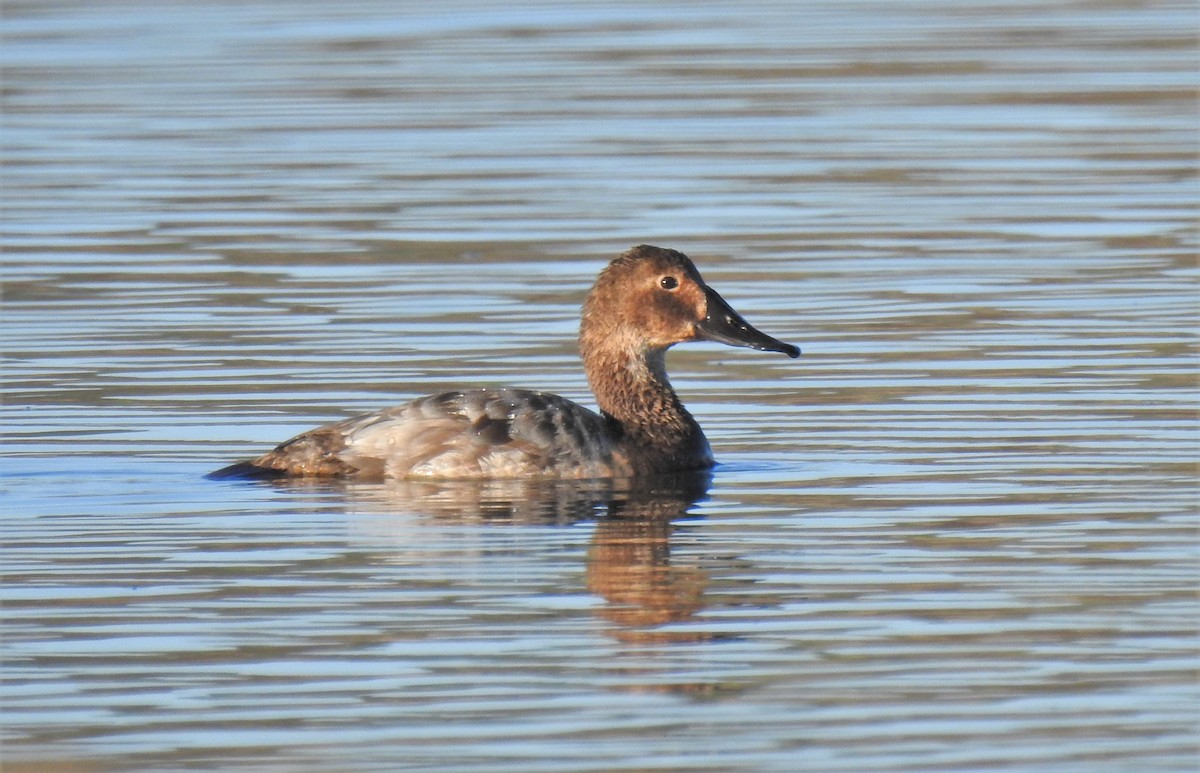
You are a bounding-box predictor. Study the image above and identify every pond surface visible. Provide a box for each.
[2,1,1197,771]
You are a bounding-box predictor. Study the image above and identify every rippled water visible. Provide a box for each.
[2,1,1197,771]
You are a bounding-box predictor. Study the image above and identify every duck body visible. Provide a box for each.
[215,387,705,480]
[210,245,798,481]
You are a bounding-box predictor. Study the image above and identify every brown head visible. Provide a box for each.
[580,245,800,360]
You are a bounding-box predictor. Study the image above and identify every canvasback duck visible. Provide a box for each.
[209,245,799,481]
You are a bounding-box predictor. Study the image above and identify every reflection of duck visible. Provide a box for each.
[588,514,708,630]
[313,472,715,640]
[210,245,798,481]
[585,472,718,643]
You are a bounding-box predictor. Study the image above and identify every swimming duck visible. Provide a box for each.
[209,245,799,481]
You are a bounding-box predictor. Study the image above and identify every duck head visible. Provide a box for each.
[582,245,800,358]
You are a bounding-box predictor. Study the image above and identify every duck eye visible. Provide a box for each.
[660,276,679,290]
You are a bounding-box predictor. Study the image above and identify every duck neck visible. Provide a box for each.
[583,344,707,458]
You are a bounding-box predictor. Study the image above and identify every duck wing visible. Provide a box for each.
[217,388,622,480]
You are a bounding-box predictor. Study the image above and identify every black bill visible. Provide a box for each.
[696,286,800,358]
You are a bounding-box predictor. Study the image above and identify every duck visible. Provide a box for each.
[209,245,799,481]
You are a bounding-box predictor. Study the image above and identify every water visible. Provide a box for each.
[2,1,1197,771]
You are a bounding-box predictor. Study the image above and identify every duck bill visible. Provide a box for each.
[696,286,800,358]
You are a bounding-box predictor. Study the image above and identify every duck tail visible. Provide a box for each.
[205,460,285,481]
